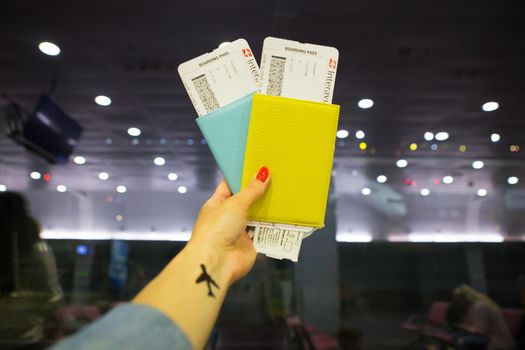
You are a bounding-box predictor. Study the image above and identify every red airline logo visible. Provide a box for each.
[329,58,337,69]
[242,48,253,58]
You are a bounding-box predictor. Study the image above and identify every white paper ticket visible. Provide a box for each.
[258,37,339,103]
[178,38,260,116]
[248,222,315,262]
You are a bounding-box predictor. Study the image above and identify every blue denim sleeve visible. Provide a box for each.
[50,303,192,350]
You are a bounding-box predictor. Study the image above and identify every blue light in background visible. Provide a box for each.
[76,244,89,256]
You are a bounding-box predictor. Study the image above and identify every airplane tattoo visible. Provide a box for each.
[195,264,219,297]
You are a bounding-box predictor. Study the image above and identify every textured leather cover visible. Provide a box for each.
[241,94,340,227]
[196,94,253,193]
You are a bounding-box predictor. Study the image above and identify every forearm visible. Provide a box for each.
[133,243,233,349]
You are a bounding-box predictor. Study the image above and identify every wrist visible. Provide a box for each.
[180,240,235,288]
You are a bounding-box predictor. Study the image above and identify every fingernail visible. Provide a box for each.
[256,166,269,183]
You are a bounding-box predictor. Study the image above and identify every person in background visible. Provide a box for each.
[447,284,515,350]
[0,192,64,346]
[50,166,271,350]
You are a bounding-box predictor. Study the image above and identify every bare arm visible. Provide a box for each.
[134,166,270,349]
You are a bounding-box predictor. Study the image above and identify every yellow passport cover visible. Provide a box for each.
[241,94,340,227]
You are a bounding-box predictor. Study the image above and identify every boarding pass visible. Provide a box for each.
[258,37,339,103]
[248,222,316,262]
[178,38,260,116]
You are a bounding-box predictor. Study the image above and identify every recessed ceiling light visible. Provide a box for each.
[361,187,371,196]
[482,101,499,112]
[38,41,60,56]
[420,188,430,196]
[30,171,42,180]
[442,176,454,184]
[357,98,374,109]
[116,185,127,193]
[490,133,500,143]
[396,159,408,168]
[56,185,67,193]
[424,132,434,141]
[435,132,449,141]
[94,95,112,106]
[377,175,387,183]
[219,42,231,48]
[127,127,141,137]
[472,160,484,169]
[178,186,188,194]
[336,129,349,139]
[0,184,7,192]
[508,176,519,185]
[355,130,365,139]
[73,156,86,165]
[154,157,166,166]
[168,173,178,181]
[477,188,488,197]
[98,172,109,181]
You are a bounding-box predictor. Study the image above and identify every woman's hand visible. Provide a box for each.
[187,166,270,285]
[134,166,270,349]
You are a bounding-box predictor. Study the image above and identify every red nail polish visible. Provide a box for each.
[256,166,269,183]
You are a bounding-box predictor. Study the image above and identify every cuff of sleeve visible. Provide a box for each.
[51,303,192,350]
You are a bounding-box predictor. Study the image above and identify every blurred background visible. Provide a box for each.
[1,0,524,349]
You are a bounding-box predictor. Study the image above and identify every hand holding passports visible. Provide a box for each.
[178,37,340,261]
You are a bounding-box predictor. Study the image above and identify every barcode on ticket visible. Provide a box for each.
[267,55,286,96]
[191,74,220,113]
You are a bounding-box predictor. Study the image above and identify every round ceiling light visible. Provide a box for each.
[477,188,488,197]
[472,160,484,170]
[127,127,141,137]
[336,129,349,139]
[424,132,434,141]
[154,157,166,166]
[377,175,387,183]
[482,101,499,112]
[95,95,112,106]
[357,99,374,109]
[396,159,408,168]
[38,41,61,56]
[435,132,449,141]
[442,176,454,184]
[361,187,371,196]
[73,156,86,165]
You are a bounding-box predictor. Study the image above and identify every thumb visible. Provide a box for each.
[231,166,271,212]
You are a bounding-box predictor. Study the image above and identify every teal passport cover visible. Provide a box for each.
[196,93,253,193]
